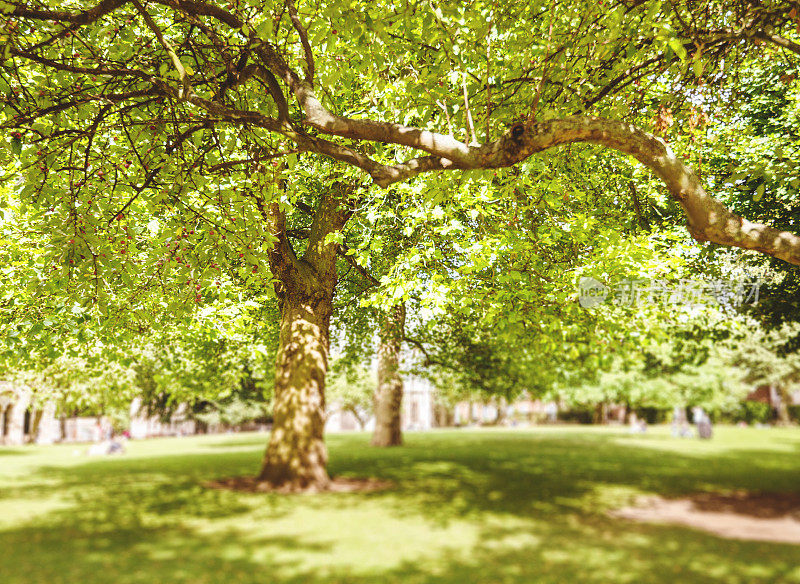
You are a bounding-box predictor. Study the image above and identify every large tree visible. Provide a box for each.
[4,0,800,490]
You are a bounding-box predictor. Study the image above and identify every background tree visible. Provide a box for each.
[325,360,374,430]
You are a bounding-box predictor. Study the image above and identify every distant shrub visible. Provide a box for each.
[735,401,773,424]
[558,408,594,425]
[637,407,669,425]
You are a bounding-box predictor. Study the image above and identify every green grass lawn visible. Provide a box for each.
[1,425,799,583]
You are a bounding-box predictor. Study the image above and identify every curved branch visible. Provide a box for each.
[6,88,159,126]
[286,0,315,84]
[371,117,800,266]
[154,0,242,29]
[752,30,800,55]
[253,43,476,162]
[11,0,129,23]
[10,47,148,77]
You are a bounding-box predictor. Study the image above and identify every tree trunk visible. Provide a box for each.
[593,402,607,425]
[347,407,366,431]
[371,303,406,447]
[776,386,792,426]
[257,184,352,491]
[433,401,454,427]
[493,397,507,425]
[5,390,30,446]
[30,408,43,441]
[259,294,333,490]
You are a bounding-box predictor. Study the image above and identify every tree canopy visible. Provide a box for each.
[3,0,800,489]
[3,0,800,279]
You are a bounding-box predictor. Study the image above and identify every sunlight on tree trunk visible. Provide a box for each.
[258,186,350,491]
[776,386,792,426]
[371,304,405,447]
[259,296,332,491]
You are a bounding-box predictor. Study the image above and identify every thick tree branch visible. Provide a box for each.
[11,0,129,24]
[694,25,800,57]
[368,117,800,266]
[259,69,291,122]
[263,200,302,289]
[153,0,243,29]
[304,182,355,271]
[752,30,800,55]
[253,43,476,163]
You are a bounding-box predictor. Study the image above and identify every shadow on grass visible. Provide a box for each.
[0,447,32,456]
[0,502,798,584]
[8,429,800,521]
[0,522,336,584]
[1,429,799,583]
[326,430,800,521]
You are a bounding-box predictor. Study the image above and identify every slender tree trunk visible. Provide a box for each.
[30,408,43,440]
[5,390,30,446]
[433,401,454,427]
[593,402,607,425]
[776,385,792,426]
[493,397,507,425]
[346,407,366,431]
[371,303,406,447]
[259,293,333,490]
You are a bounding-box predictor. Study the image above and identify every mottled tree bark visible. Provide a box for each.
[258,184,352,491]
[593,402,608,425]
[259,293,333,490]
[371,303,406,447]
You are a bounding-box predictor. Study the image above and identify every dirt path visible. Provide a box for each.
[611,492,800,545]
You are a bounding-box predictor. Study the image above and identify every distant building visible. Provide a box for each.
[129,398,196,439]
[0,382,60,445]
[402,374,434,430]
[454,397,564,425]
[746,385,782,406]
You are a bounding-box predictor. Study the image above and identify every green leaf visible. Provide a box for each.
[668,38,687,61]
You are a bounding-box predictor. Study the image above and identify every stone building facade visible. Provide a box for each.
[0,382,60,445]
[128,397,197,439]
